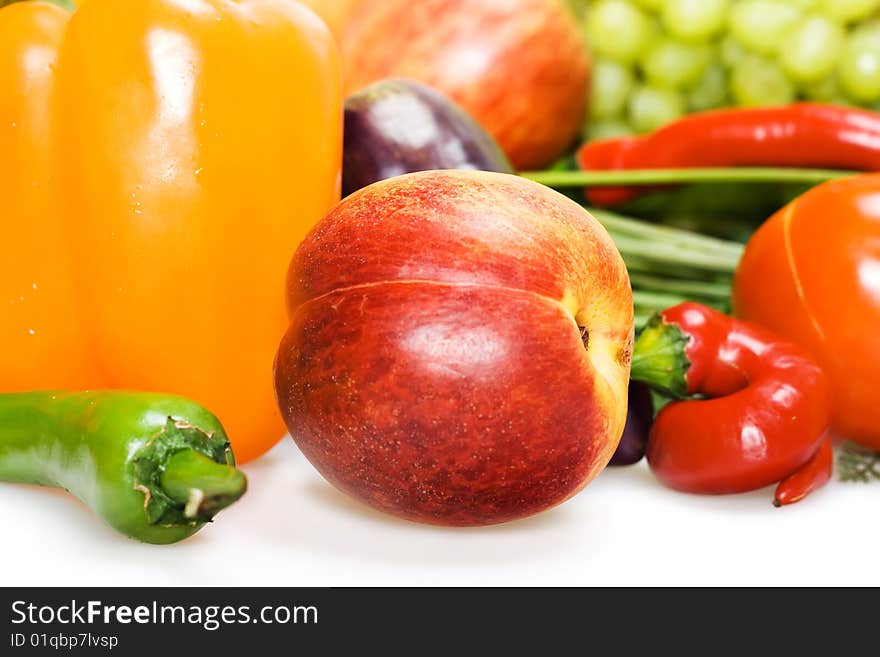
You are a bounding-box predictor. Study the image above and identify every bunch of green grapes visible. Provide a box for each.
[570,0,880,141]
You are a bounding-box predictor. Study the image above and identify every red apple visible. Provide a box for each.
[339,0,591,171]
[275,170,632,526]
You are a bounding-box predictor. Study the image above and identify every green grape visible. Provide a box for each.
[660,0,729,42]
[800,77,854,105]
[588,118,635,141]
[730,56,796,106]
[778,15,845,83]
[850,19,880,42]
[586,0,657,64]
[729,0,803,55]
[641,39,712,89]
[800,75,840,101]
[782,0,819,10]
[590,59,636,119]
[687,63,728,111]
[564,0,587,20]
[838,35,880,103]
[631,0,664,12]
[818,0,880,23]
[628,86,685,133]
[580,0,880,130]
[720,35,748,69]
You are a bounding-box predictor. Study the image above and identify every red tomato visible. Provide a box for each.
[733,173,880,449]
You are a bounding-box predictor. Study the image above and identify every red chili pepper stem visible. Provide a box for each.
[629,313,691,400]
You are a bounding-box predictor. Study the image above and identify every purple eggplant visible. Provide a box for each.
[610,381,654,466]
[343,79,513,197]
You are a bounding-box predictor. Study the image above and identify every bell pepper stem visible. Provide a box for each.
[160,450,247,521]
[630,313,691,400]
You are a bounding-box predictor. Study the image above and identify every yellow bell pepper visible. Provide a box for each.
[0,0,342,462]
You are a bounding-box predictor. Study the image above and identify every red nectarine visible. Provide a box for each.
[275,170,632,526]
[339,0,591,170]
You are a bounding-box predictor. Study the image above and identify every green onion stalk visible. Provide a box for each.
[518,168,848,329]
[592,206,743,328]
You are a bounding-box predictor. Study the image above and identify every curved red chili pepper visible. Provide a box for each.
[631,302,832,503]
[773,437,833,507]
[578,103,880,206]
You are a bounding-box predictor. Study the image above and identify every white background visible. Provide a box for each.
[3,437,878,587]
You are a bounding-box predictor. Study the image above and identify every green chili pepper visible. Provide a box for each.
[0,391,247,544]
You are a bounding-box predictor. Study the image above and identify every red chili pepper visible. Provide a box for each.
[630,302,832,505]
[773,437,833,508]
[577,103,880,206]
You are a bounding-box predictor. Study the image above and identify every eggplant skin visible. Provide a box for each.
[343,79,514,197]
[609,381,654,466]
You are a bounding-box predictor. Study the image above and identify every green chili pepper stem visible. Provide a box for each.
[160,449,247,520]
[0,391,243,544]
[520,167,856,188]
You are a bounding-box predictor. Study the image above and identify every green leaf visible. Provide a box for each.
[837,443,880,483]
